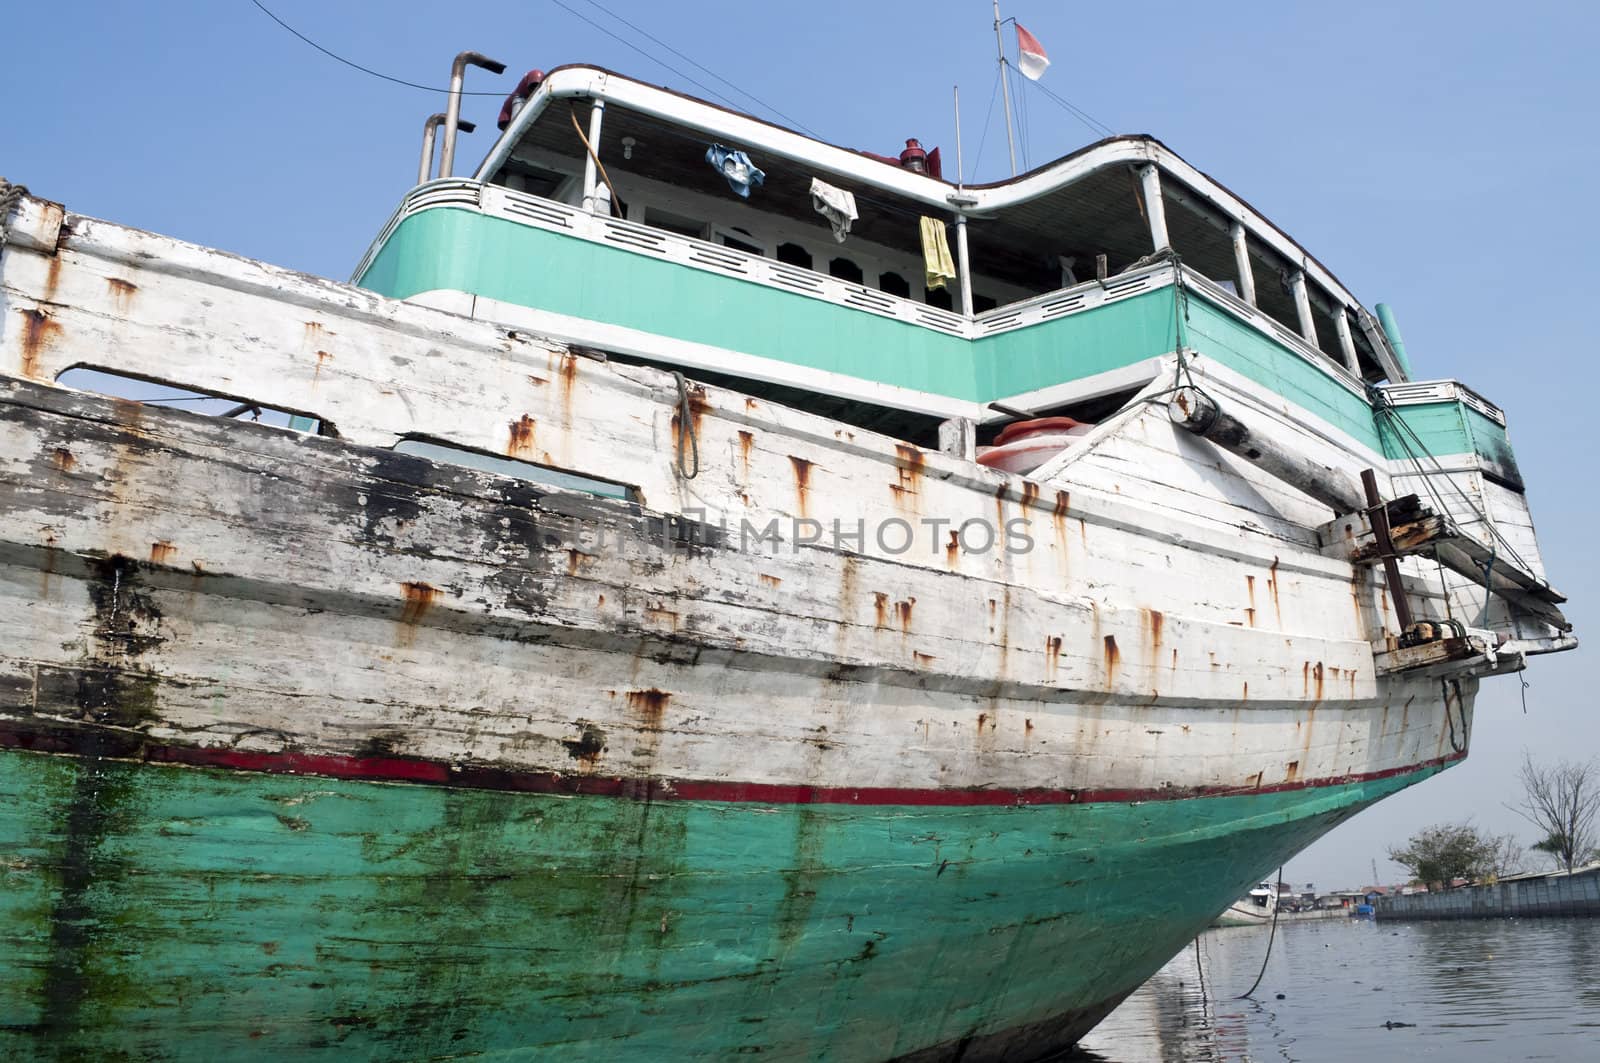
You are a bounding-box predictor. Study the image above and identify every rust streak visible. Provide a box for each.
[1045,635,1063,682]
[945,530,960,568]
[507,415,537,458]
[789,456,814,517]
[892,443,924,500]
[894,598,915,634]
[1102,635,1120,689]
[18,309,61,378]
[106,277,138,313]
[1268,557,1282,623]
[50,447,76,473]
[737,430,755,480]
[399,581,439,625]
[872,592,890,630]
[625,688,671,728]
[558,352,580,423]
[149,541,177,565]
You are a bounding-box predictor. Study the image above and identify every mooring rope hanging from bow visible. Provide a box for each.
[1237,865,1284,999]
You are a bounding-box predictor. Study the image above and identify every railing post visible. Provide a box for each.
[1289,269,1319,348]
[1332,306,1360,374]
[954,214,974,317]
[581,99,608,214]
[1138,164,1170,250]
[1230,221,1257,306]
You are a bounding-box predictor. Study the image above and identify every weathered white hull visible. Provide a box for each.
[0,196,1492,794]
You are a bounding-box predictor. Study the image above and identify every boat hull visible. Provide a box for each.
[0,746,1441,1061]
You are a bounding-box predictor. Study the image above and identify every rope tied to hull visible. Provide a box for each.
[1237,864,1284,999]
[0,178,29,247]
[672,371,700,480]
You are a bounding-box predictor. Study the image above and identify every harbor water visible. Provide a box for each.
[1073,916,1600,1061]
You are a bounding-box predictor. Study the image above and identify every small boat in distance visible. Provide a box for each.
[1214,882,1279,928]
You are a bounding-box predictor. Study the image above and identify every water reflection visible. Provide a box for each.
[1071,917,1600,1062]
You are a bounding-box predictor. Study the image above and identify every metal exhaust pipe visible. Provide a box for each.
[419,113,476,185]
[439,51,507,179]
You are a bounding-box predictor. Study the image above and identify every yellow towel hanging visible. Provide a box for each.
[920,216,957,291]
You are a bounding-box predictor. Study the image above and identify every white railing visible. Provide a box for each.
[1378,380,1506,426]
[351,180,1379,400]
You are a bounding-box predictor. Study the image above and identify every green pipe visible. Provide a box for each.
[1375,303,1413,378]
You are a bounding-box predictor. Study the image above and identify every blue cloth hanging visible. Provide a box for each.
[705,144,765,198]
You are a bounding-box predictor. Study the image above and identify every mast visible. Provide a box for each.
[992,0,1018,176]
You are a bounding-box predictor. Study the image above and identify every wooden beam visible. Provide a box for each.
[1166,386,1364,514]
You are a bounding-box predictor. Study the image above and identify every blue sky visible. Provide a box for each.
[4,0,1596,888]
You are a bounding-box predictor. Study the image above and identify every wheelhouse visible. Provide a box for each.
[354,64,1410,449]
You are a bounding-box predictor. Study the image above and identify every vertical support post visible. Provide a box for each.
[938,417,977,461]
[581,99,607,214]
[1289,269,1319,347]
[1229,221,1257,306]
[1361,468,1416,635]
[1332,307,1359,374]
[1137,164,1170,250]
[954,214,974,316]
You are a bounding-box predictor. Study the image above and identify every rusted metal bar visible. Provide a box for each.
[1361,468,1415,632]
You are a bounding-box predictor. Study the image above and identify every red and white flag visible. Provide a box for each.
[1015,23,1050,81]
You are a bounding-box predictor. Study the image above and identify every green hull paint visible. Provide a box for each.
[356,209,1513,469]
[0,748,1443,1059]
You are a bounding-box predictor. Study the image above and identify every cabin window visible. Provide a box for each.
[829,257,863,283]
[394,439,635,501]
[924,287,953,311]
[878,271,910,298]
[716,226,764,256]
[776,242,812,269]
[973,294,998,313]
[503,164,570,200]
[54,367,330,435]
[644,207,708,241]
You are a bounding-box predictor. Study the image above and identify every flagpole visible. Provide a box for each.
[992,0,1018,176]
[953,85,965,190]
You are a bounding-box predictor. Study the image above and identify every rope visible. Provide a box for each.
[568,107,624,217]
[1443,678,1467,753]
[0,177,28,247]
[1237,865,1283,999]
[672,371,700,479]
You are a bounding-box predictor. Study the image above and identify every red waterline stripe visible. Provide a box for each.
[0,724,1464,807]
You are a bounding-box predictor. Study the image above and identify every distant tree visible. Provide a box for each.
[1485,833,1526,881]
[1388,822,1498,888]
[1511,754,1600,874]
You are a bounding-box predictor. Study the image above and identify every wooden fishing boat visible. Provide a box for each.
[0,57,1573,1061]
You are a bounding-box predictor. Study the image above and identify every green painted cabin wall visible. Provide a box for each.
[356,208,1512,466]
[1,747,1439,1060]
